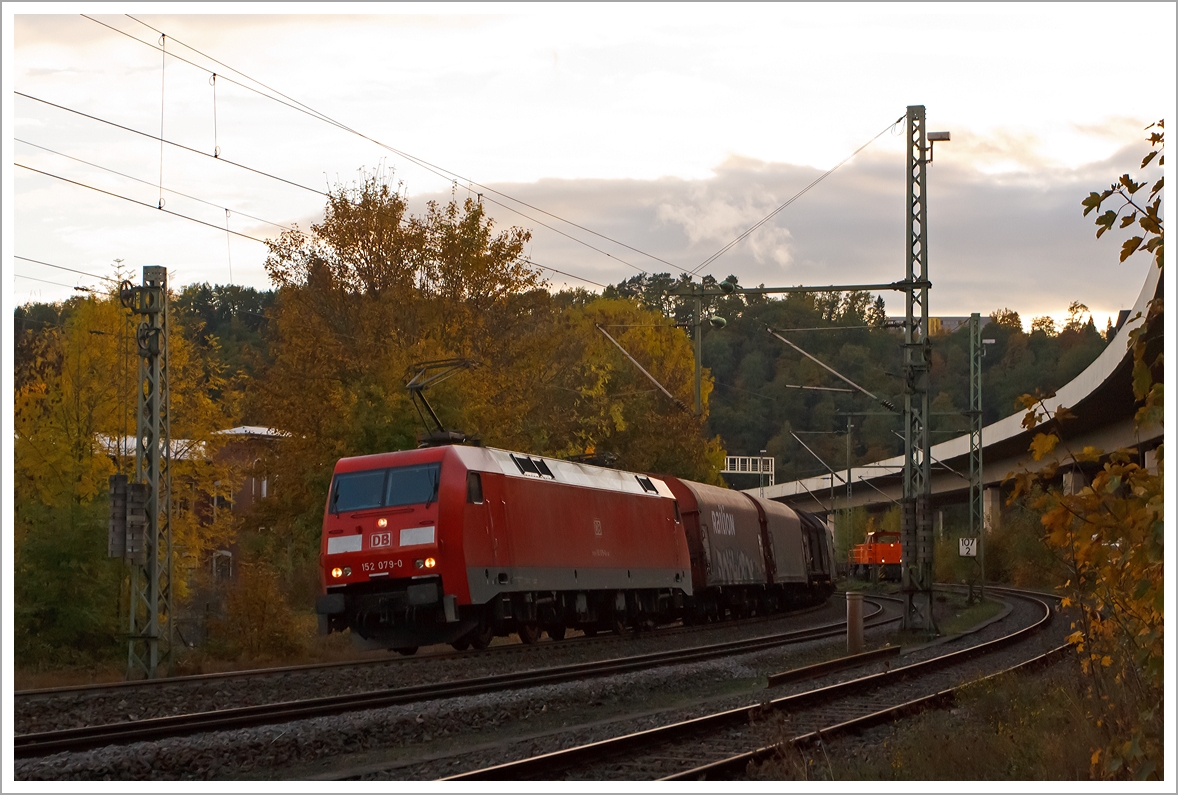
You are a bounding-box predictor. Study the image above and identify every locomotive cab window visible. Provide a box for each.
[329,462,441,513]
[466,471,484,504]
[330,469,386,514]
[386,463,441,507]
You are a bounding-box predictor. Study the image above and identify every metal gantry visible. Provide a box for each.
[900,105,936,632]
[671,278,914,417]
[113,266,173,678]
[720,455,775,485]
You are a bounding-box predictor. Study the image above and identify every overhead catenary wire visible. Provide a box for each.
[858,475,901,506]
[891,430,969,481]
[17,135,606,293]
[89,14,677,275]
[15,273,97,291]
[520,259,607,289]
[715,381,854,399]
[15,138,294,232]
[17,92,627,287]
[595,324,688,412]
[15,163,270,245]
[790,431,847,485]
[772,325,875,332]
[14,255,117,284]
[689,115,905,276]
[475,192,647,275]
[766,326,897,411]
[794,478,832,513]
[15,92,327,198]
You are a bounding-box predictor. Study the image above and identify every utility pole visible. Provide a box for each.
[667,280,727,416]
[694,291,703,416]
[110,266,173,678]
[845,416,854,549]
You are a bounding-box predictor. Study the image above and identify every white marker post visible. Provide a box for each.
[960,537,979,602]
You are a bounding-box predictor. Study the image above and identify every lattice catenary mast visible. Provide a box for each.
[900,105,940,632]
[109,266,173,678]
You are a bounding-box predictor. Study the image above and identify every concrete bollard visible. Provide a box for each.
[846,592,864,655]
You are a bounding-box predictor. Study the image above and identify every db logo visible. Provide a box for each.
[371,532,392,548]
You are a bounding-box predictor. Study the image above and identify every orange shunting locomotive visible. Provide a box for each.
[848,530,901,581]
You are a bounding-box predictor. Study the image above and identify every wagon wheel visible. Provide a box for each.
[518,622,542,645]
[546,624,567,641]
[470,619,495,650]
[582,625,598,638]
[612,614,631,639]
[395,646,419,656]
[450,638,471,651]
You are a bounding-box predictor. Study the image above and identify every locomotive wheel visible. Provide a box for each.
[518,622,542,645]
[395,646,418,656]
[451,638,471,651]
[471,620,495,650]
[546,624,567,641]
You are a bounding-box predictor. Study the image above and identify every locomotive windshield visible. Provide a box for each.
[330,462,441,513]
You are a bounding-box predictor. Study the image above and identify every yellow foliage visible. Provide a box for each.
[1029,432,1059,461]
[14,289,242,618]
[254,179,727,548]
[1011,121,1164,781]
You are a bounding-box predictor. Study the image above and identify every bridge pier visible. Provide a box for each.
[1145,448,1160,476]
[1062,469,1084,495]
[983,486,1002,533]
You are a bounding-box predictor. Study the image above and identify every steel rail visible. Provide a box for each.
[14,599,894,758]
[665,639,1073,780]
[14,599,834,701]
[444,590,1052,780]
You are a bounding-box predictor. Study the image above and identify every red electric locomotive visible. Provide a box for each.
[315,445,835,653]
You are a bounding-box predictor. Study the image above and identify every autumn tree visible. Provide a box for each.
[253,174,731,596]
[1012,120,1163,779]
[521,296,725,482]
[253,176,543,588]
[13,288,239,665]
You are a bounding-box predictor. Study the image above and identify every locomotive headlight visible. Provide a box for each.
[331,567,343,578]
[377,518,388,528]
[424,557,437,568]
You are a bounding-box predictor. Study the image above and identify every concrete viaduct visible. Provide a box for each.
[747,264,1162,531]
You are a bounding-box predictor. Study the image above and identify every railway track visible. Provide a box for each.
[13,599,835,704]
[14,597,895,759]
[444,587,1060,781]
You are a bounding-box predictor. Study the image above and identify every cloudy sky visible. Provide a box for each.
[5,4,1175,329]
